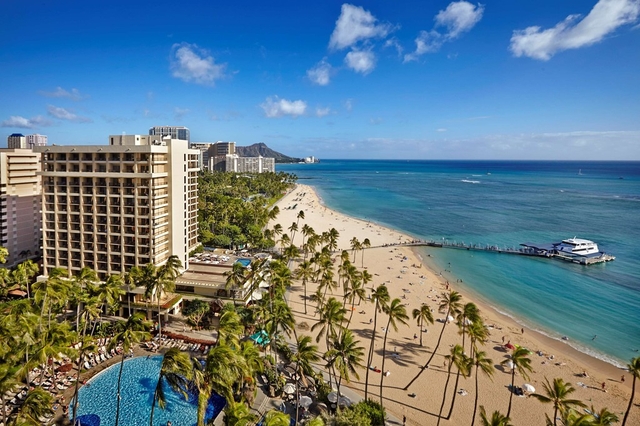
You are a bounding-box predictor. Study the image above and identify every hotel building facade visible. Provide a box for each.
[35,135,199,279]
[0,149,42,268]
[149,126,190,143]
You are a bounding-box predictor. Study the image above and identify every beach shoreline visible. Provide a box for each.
[271,183,637,425]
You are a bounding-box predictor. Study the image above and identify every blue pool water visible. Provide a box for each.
[72,356,225,426]
[236,258,252,267]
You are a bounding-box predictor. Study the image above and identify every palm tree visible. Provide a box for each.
[150,347,193,426]
[471,350,495,426]
[0,363,19,426]
[587,405,619,425]
[294,260,314,315]
[458,302,480,352]
[379,298,409,406]
[311,297,346,352]
[622,356,640,426]
[350,237,361,262]
[502,347,533,418]
[108,312,151,426]
[147,255,182,337]
[446,344,472,420]
[365,285,389,401]
[263,410,291,426]
[95,274,126,320]
[223,400,259,426]
[405,290,463,390]
[283,244,301,268]
[326,329,364,399]
[291,335,320,422]
[361,238,371,268]
[479,406,513,426]
[11,259,39,299]
[437,345,465,426]
[531,377,586,426]
[467,319,490,359]
[225,262,247,304]
[412,304,434,347]
[344,274,366,330]
[13,387,54,425]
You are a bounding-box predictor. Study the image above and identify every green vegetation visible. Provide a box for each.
[197,170,296,249]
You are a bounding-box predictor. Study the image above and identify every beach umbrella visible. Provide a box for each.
[338,396,352,407]
[447,315,454,323]
[310,402,329,415]
[283,383,296,395]
[299,395,313,408]
[505,342,515,350]
[523,383,535,393]
[506,360,514,370]
[327,391,338,403]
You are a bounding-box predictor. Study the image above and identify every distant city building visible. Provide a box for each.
[26,134,47,149]
[7,133,27,149]
[0,149,42,268]
[304,156,317,163]
[208,142,237,171]
[35,135,199,280]
[149,126,190,143]
[189,141,235,170]
[215,154,275,173]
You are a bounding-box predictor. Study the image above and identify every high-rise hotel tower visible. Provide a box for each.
[35,135,199,279]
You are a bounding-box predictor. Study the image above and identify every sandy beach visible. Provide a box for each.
[271,183,638,425]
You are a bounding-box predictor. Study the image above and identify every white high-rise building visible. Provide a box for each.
[0,149,42,268]
[35,135,199,280]
[26,134,48,149]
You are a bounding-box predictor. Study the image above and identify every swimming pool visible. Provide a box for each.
[72,356,225,426]
[236,258,251,267]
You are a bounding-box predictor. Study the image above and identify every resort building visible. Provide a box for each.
[35,135,200,280]
[0,149,42,268]
[7,133,27,149]
[221,154,275,173]
[149,126,190,143]
[26,134,48,149]
[208,142,237,171]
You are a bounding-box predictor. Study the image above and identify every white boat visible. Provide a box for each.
[554,237,600,256]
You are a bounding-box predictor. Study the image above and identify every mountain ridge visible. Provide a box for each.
[236,142,302,163]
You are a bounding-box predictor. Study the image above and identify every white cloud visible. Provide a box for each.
[510,0,640,60]
[174,107,189,120]
[38,86,86,101]
[344,98,354,112]
[260,96,307,118]
[47,105,92,123]
[170,42,227,85]
[404,30,443,62]
[435,1,485,39]
[329,4,393,50]
[404,1,483,62]
[384,37,404,56]
[307,60,332,86]
[437,128,448,132]
[316,107,331,117]
[1,115,52,128]
[344,49,376,74]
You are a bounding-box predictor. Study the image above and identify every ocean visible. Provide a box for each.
[277,160,640,367]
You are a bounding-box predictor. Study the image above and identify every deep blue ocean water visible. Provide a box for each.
[278,160,640,367]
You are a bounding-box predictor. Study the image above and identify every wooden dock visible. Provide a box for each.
[399,240,615,265]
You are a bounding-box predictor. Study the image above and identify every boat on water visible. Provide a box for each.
[520,237,615,264]
[554,237,600,256]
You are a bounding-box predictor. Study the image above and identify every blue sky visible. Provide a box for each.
[1,0,639,160]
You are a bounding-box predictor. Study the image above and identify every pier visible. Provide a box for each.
[398,240,615,265]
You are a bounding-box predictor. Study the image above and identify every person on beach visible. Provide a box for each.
[521,328,524,334]
[621,375,625,383]
[403,415,406,426]
[602,382,606,392]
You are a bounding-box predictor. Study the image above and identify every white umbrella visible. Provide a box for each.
[338,396,352,407]
[299,395,313,408]
[506,360,515,370]
[447,315,455,323]
[283,383,296,395]
[523,383,535,393]
[327,391,338,403]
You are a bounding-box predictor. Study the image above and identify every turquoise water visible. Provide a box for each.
[278,160,640,367]
[73,356,225,426]
[237,258,252,267]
